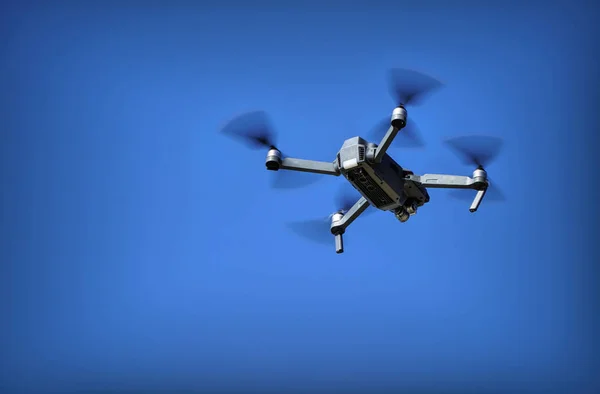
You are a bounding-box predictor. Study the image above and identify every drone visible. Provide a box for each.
[221,68,504,254]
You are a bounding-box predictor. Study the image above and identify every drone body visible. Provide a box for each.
[221,68,503,254]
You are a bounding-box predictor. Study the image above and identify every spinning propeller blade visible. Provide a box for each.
[368,117,425,148]
[220,110,277,150]
[270,171,322,190]
[368,68,443,148]
[220,111,321,190]
[388,68,444,107]
[286,185,373,245]
[286,218,333,245]
[443,135,506,203]
[443,135,503,169]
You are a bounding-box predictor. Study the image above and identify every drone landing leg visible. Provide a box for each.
[469,189,486,212]
[330,197,370,254]
[335,233,344,254]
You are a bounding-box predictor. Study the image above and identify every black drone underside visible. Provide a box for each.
[220,68,505,251]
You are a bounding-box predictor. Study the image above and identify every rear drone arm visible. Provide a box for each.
[330,197,370,254]
[265,149,340,176]
[280,158,339,176]
[405,171,488,213]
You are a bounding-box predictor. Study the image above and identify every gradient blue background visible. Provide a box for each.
[1,1,599,393]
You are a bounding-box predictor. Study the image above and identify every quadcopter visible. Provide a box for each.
[221,68,504,254]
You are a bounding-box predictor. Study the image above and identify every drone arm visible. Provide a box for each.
[405,173,478,189]
[338,196,370,228]
[406,173,488,212]
[279,158,340,176]
[373,106,408,163]
[373,124,400,163]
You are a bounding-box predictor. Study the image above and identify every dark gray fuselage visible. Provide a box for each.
[337,137,430,212]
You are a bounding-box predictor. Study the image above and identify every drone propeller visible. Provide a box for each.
[443,135,503,169]
[367,68,443,148]
[220,110,277,150]
[388,68,444,107]
[443,135,506,203]
[286,218,333,245]
[286,185,373,245]
[270,171,322,190]
[367,117,425,148]
[220,111,321,189]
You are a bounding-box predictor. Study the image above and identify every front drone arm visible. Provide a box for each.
[266,149,340,176]
[374,106,408,163]
[405,171,488,213]
[374,124,400,163]
[330,197,370,254]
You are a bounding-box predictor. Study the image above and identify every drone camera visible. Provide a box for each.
[405,200,418,215]
[394,207,410,223]
[265,148,282,171]
[391,105,407,129]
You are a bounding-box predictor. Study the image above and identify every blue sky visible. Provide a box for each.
[1,2,599,393]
